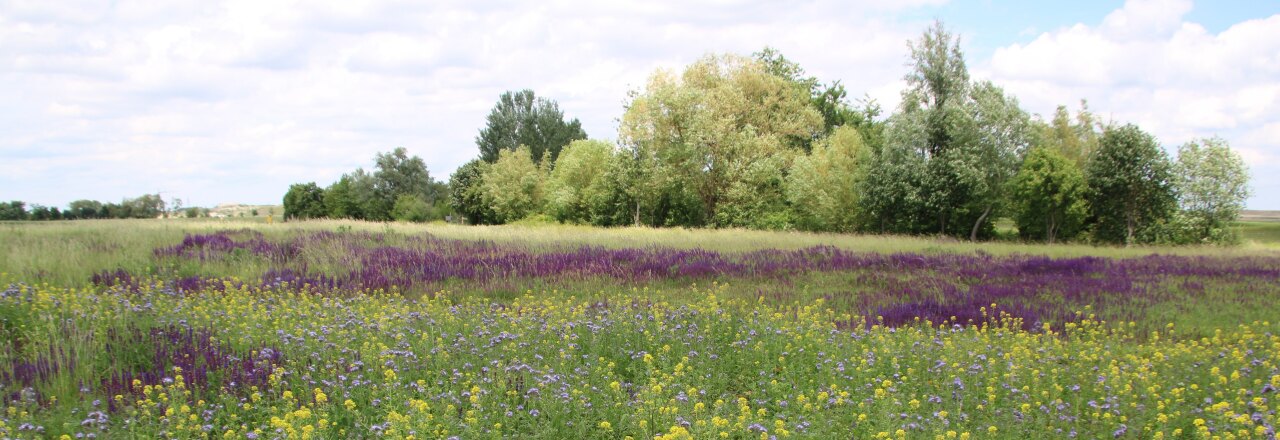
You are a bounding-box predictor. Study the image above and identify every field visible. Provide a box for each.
[1,219,1279,439]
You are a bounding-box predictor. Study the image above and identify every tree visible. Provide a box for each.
[1037,101,1101,166]
[1086,124,1177,245]
[1010,147,1089,243]
[753,47,885,150]
[545,139,614,223]
[448,159,496,225]
[785,126,871,232]
[29,205,52,221]
[887,20,989,237]
[1,201,28,220]
[124,194,165,219]
[68,200,102,219]
[619,53,823,227]
[392,194,434,223]
[1173,137,1251,242]
[476,90,587,164]
[904,20,970,159]
[283,182,327,220]
[324,175,361,219]
[957,81,1032,240]
[481,146,546,223]
[374,147,438,205]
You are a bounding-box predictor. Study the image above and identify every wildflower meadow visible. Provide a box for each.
[1,220,1279,439]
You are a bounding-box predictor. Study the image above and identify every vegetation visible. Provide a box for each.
[1,219,1279,438]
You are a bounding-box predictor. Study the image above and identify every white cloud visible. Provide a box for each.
[1,0,938,207]
[982,0,1280,207]
[5,0,1277,209]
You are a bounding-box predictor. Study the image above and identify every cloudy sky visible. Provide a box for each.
[2,0,1278,209]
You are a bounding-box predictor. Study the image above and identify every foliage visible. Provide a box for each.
[448,159,496,225]
[476,90,587,164]
[1170,137,1251,244]
[1086,124,1177,245]
[545,139,614,223]
[391,194,434,223]
[283,182,326,220]
[481,146,546,223]
[1010,147,1089,243]
[956,81,1032,240]
[620,53,823,227]
[1035,101,1101,166]
[0,201,27,220]
[786,126,871,232]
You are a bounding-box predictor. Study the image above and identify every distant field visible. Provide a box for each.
[1,219,1278,438]
[1241,209,1280,222]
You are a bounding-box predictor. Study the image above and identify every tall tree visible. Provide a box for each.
[1037,101,1101,166]
[958,81,1032,240]
[904,20,970,158]
[1173,137,1251,241]
[373,147,437,205]
[619,53,823,227]
[476,90,587,164]
[753,47,884,150]
[1086,124,1177,245]
[1010,147,1089,243]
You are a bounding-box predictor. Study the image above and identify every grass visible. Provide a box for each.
[4,218,1275,287]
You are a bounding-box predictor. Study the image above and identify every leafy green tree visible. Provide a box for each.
[887,20,988,236]
[1172,137,1251,243]
[753,47,885,150]
[1036,101,1101,166]
[392,194,434,223]
[323,176,359,219]
[862,111,930,234]
[957,81,1032,240]
[1010,147,1089,243]
[476,90,587,164]
[481,146,545,223]
[123,194,165,219]
[545,139,614,223]
[448,159,496,225]
[29,205,52,221]
[374,147,439,205]
[68,200,102,219]
[786,126,871,232]
[345,169,388,221]
[283,182,327,220]
[1086,124,1177,245]
[620,53,823,227]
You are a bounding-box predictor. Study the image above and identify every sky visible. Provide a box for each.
[2,0,1278,209]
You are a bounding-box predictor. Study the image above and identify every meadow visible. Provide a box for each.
[1,219,1279,439]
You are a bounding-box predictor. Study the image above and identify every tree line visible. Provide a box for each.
[0,194,209,221]
[284,22,1250,245]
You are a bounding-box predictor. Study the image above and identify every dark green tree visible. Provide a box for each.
[1086,124,1177,245]
[283,182,327,220]
[476,90,587,164]
[68,200,102,219]
[448,159,496,225]
[373,147,438,204]
[1010,147,1089,243]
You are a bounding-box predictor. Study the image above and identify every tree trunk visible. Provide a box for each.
[1046,215,1056,244]
[1125,214,1135,246]
[969,206,992,241]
